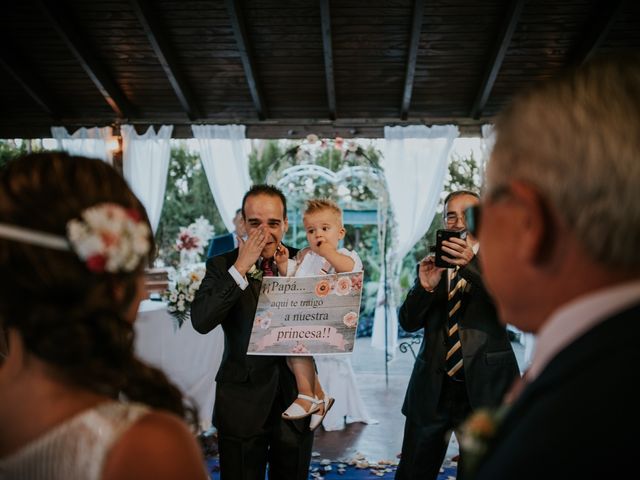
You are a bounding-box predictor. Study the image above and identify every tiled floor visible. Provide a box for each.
[312,336,525,463]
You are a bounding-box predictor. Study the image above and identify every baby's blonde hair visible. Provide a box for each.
[303,199,343,224]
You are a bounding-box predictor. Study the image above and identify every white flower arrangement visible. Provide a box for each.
[174,216,214,256]
[163,263,206,328]
[174,216,214,266]
[66,203,150,273]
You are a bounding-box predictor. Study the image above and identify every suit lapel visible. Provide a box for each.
[504,303,640,425]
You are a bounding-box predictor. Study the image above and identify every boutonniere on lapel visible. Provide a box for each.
[459,405,509,478]
[247,264,263,282]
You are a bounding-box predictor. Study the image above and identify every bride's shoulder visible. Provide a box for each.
[102,410,207,480]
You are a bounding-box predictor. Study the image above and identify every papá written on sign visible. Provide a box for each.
[247,271,364,356]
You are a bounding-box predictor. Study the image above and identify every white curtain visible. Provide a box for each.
[121,125,173,233]
[480,124,496,182]
[371,125,459,354]
[51,126,114,164]
[191,125,252,232]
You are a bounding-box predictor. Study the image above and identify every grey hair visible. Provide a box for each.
[488,53,640,269]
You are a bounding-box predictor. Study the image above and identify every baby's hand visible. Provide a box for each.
[314,240,336,258]
[274,244,289,275]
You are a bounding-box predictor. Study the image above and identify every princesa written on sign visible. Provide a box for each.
[247,271,364,356]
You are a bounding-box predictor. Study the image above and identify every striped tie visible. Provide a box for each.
[446,267,466,379]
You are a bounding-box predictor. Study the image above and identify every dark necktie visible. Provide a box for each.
[446,267,466,379]
[261,258,275,277]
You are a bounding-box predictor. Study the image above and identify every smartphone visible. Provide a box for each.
[435,229,467,268]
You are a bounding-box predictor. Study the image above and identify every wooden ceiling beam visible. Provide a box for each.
[319,0,336,120]
[2,117,485,140]
[0,46,58,117]
[130,0,201,120]
[226,0,267,120]
[566,0,625,66]
[400,0,425,120]
[469,0,525,120]
[38,0,134,119]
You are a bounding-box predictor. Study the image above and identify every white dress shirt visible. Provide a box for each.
[527,279,640,383]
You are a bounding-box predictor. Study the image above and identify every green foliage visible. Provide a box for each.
[448,150,482,192]
[249,140,284,184]
[0,140,32,169]
[155,146,226,266]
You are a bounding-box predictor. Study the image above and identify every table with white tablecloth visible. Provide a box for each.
[134,300,224,432]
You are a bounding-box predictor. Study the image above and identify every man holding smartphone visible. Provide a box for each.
[395,190,519,480]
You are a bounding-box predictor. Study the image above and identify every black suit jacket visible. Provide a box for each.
[191,246,301,438]
[399,256,519,425]
[475,302,640,479]
[207,232,235,258]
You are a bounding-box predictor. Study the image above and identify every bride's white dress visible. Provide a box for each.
[0,402,148,480]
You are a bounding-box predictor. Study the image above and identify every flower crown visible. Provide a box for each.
[0,203,151,274]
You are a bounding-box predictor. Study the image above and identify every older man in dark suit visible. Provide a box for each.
[395,190,519,480]
[191,185,311,480]
[470,54,640,479]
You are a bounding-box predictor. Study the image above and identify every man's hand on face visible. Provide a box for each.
[418,255,445,291]
[441,236,475,267]
[234,226,268,276]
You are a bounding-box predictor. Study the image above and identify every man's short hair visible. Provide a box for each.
[241,184,287,219]
[303,198,343,223]
[489,53,640,268]
[443,190,480,213]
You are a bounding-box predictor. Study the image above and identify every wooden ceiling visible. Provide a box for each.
[0,0,637,139]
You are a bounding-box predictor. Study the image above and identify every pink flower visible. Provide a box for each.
[85,254,106,273]
[260,318,272,329]
[176,230,201,252]
[291,342,309,354]
[99,230,118,248]
[126,208,142,222]
[350,273,363,292]
[335,277,351,296]
[343,311,358,328]
[315,279,331,298]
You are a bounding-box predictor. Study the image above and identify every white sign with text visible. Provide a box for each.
[247,272,364,355]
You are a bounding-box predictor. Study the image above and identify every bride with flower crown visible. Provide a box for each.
[0,153,208,480]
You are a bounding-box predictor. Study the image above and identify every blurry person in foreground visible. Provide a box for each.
[467,53,640,479]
